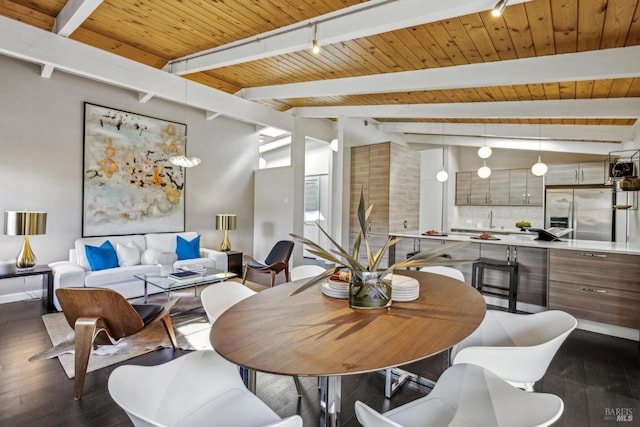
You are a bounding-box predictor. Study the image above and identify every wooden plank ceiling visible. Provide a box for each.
[2,0,639,131]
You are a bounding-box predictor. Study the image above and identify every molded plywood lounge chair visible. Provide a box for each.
[242,240,294,287]
[55,287,178,399]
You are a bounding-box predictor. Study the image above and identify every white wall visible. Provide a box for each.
[0,55,258,300]
[252,166,295,262]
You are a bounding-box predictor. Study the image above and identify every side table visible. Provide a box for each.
[226,251,243,277]
[0,265,54,312]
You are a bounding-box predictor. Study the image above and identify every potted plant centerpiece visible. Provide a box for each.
[290,190,471,309]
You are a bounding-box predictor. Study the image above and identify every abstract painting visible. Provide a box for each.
[83,103,186,236]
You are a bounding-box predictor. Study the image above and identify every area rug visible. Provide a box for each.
[30,290,213,379]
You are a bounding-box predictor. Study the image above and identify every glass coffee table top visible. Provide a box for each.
[135,267,236,301]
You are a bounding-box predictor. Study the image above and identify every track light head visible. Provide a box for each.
[312,39,320,54]
[491,0,508,17]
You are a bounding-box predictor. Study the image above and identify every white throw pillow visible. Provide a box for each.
[116,242,141,267]
[141,248,162,265]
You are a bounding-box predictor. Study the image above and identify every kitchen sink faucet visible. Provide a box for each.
[489,210,496,229]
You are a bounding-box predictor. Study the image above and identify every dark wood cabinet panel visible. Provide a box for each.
[549,249,640,328]
[549,249,640,292]
[549,280,640,329]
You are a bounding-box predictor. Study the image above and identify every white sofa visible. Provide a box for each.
[49,232,228,311]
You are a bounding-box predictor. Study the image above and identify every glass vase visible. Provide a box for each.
[349,270,392,309]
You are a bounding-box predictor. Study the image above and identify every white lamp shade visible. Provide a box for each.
[478,162,492,179]
[531,157,548,176]
[436,170,449,182]
[477,146,492,159]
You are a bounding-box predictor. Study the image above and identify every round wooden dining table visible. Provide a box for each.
[210,270,486,427]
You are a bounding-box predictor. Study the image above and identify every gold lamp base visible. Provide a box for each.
[219,230,231,252]
[16,235,37,270]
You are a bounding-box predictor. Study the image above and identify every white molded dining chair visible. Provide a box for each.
[200,281,304,397]
[419,266,465,282]
[201,281,257,324]
[355,363,564,427]
[290,264,326,281]
[108,350,303,427]
[451,310,577,391]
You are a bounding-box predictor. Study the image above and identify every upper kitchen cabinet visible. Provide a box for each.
[509,169,543,206]
[457,169,535,206]
[456,172,471,206]
[470,170,509,205]
[350,142,419,235]
[544,161,607,186]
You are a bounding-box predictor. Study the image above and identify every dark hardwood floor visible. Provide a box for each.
[1,298,638,427]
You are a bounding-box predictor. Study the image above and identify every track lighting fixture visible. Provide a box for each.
[491,0,508,17]
[311,24,320,54]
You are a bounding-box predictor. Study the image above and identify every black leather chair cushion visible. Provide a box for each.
[132,304,163,326]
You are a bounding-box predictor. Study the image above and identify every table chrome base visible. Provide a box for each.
[320,376,341,427]
[384,348,451,398]
[384,367,435,398]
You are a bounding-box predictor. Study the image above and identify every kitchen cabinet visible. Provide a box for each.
[544,161,606,186]
[509,169,543,206]
[350,142,419,265]
[549,249,640,329]
[455,172,471,205]
[469,174,489,205]
[470,170,509,205]
[456,168,541,206]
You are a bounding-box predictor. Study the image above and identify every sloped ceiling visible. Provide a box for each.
[1,0,639,150]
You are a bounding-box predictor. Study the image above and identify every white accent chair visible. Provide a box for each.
[355,363,564,427]
[200,281,303,397]
[290,264,326,281]
[419,266,465,282]
[451,310,577,391]
[108,350,303,427]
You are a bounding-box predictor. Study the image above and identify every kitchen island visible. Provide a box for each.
[389,231,640,340]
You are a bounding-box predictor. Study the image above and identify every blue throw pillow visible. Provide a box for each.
[176,235,200,260]
[85,240,119,271]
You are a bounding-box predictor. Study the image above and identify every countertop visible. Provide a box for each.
[391,230,640,255]
[449,226,531,235]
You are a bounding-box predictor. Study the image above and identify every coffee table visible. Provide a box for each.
[134,268,236,302]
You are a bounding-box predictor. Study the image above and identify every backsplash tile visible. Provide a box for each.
[454,206,544,231]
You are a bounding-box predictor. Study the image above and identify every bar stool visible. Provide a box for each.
[471,258,518,312]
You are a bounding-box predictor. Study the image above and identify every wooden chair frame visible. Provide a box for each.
[55,287,178,400]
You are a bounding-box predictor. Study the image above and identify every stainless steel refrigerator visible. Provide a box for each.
[545,186,614,241]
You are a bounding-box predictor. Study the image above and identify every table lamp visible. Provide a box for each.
[4,211,47,270]
[215,214,236,252]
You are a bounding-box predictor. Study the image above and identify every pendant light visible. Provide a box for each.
[477,124,492,159]
[531,124,548,176]
[436,125,449,182]
[478,161,492,179]
[170,77,201,168]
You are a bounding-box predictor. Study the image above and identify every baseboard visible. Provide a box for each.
[575,318,639,342]
[0,289,45,305]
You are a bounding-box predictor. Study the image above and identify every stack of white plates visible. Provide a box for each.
[322,278,349,299]
[391,275,420,302]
